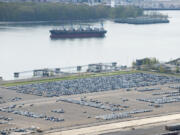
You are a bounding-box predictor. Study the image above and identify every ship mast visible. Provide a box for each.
[70,23,74,31]
[62,25,66,31]
[101,22,104,30]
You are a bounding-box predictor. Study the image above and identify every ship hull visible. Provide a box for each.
[50,33,105,38]
[50,30,107,39]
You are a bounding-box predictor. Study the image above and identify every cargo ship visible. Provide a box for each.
[50,25,107,39]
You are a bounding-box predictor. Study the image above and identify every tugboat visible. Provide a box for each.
[50,24,107,39]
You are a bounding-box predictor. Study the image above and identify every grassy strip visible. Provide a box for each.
[2,70,137,87]
[2,70,180,87]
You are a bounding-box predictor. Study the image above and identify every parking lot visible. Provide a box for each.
[0,72,180,134]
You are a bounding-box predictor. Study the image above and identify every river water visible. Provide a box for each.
[0,11,180,80]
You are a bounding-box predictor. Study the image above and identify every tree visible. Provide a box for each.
[0,2,144,21]
[159,65,166,73]
[176,66,180,73]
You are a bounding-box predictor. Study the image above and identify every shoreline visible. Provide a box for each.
[144,8,180,11]
[0,19,107,26]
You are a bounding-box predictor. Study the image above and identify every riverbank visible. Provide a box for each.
[144,8,180,10]
[0,19,107,26]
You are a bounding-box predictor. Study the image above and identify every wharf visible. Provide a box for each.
[115,17,169,24]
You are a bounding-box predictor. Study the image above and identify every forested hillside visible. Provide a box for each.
[0,2,143,21]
